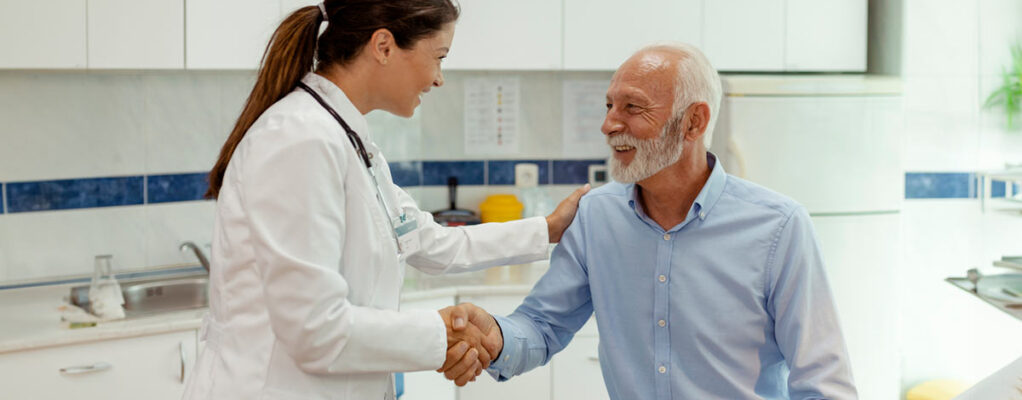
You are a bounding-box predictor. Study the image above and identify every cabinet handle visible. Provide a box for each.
[179,341,187,383]
[59,362,112,375]
[587,356,599,362]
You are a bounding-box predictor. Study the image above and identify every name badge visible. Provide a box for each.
[393,214,420,257]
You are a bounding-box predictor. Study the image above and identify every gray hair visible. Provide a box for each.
[637,42,723,148]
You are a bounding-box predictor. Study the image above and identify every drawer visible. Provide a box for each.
[0,329,197,400]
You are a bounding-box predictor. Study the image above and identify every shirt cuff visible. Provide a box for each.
[487,314,523,381]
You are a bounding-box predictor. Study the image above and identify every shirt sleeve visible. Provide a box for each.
[487,204,594,381]
[237,123,445,375]
[766,206,858,400]
[388,183,550,274]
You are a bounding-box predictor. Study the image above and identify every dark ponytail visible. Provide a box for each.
[207,0,460,199]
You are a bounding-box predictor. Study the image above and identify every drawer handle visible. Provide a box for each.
[60,362,112,375]
[587,356,599,362]
[179,341,187,383]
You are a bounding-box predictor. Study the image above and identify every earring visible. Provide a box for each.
[382,59,389,65]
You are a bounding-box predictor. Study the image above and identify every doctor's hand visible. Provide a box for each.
[546,184,591,243]
[437,303,502,386]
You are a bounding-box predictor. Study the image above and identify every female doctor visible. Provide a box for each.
[183,1,588,399]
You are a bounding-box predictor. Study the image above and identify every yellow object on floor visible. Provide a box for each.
[905,379,969,400]
[480,194,523,223]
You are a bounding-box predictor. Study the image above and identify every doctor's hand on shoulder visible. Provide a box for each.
[546,184,591,243]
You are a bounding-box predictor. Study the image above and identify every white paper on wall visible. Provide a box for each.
[562,80,611,158]
[464,77,520,155]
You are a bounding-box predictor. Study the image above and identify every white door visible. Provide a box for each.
[701,0,785,71]
[723,95,903,214]
[88,0,184,69]
[563,0,701,70]
[785,0,867,71]
[812,213,902,400]
[0,0,87,69]
[444,0,562,70]
[186,0,281,69]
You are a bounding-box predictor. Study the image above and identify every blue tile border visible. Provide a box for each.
[388,161,422,187]
[148,173,209,203]
[7,176,145,213]
[488,160,552,185]
[553,159,607,185]
[422,161,486,186]
[0,167,1018,214]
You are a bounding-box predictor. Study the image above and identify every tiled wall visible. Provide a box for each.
[892,0,1022,392]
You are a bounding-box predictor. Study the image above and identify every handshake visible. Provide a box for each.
[436,303,503,386]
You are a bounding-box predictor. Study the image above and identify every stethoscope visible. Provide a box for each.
[296,81,405,255]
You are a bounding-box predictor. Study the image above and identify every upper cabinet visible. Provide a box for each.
[444,0,562,70]
[0,0,87,69]
[280,0,318,17]
[785,0,867,71]
[185,0,281,70]
[88,0,184,69]
[563,0,701,70]
[702,0,786,72]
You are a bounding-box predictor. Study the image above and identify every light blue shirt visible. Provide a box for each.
[488,154,857,400]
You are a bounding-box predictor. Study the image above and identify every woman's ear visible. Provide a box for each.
[369,28,396,65]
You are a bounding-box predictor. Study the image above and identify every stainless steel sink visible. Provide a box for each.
[70,276,209,318]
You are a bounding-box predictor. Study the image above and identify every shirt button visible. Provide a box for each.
[504,355,510,361]
[699,211,706,219]
[658,319,666,327]
[658,275,666,283]
[367,152,374,159]
[663,233,671,240]
[658,365,667,374]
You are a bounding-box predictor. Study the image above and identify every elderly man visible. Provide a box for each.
[449,43,857,399]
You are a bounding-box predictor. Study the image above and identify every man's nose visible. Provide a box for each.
[601,112,624,136]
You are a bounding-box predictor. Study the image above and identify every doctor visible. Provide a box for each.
[183,1,588,399]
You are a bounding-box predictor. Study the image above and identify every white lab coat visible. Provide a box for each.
[182,73,549,400]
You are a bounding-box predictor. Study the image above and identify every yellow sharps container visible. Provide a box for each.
[479,194,523,223]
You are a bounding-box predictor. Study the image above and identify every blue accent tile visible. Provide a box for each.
[422,161,485,186]
[992,180,1007,198]
[7,176,144,213]
[905,172,975,199]
[388,161,422,187]
[488,160,551,185]
[147,173,209,203]
[1,183,5,214]
[553,159,606,185]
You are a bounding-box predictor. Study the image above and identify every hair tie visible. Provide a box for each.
[318,2,328,22]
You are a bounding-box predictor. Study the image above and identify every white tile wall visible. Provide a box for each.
[143,73,225,174]
[143,201,215,268]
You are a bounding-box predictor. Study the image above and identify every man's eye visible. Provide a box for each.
[606,103,612,110]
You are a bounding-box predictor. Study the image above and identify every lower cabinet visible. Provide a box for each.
[0,329,197,399]
[401,291,609,400]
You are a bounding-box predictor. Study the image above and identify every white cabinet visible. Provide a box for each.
[551,336,610,400]
[280,0,318,17]
[186,0,281,69]
[0,0,87,69]
[702,0,786,71]
[785,0,867,71]
[0,330,197,399]
[87,0,184,69]
[563,0,701,70]
[400,296,457,400]
[445,0,562,70]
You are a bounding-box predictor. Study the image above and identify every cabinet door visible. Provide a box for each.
[551,336,610,400]
[186,0,281,69]
[0,0,87,69]
[400,296,457,400]
[444,0,562,70]
[785,0,866,71]
[88,0,184,69]
[280,0,317,17]
[0,330,197,400]
[563,0,701,70]
[458,294,551,400]
[811,214,901,400]
[702,0,784,71]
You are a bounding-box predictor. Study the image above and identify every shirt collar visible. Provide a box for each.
[300,72,372,142]
[627,152,728,224]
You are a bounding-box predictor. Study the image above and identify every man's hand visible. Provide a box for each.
[436,303,504,386]
[546,184,590,243]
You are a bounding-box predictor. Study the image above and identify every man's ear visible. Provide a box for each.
[682,102,711,143]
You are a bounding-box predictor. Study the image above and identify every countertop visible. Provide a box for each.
[0,280,536,355]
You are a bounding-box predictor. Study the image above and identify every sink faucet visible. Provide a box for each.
[179,241,210,272]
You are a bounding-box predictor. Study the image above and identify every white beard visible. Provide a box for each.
[607,119,685,184]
